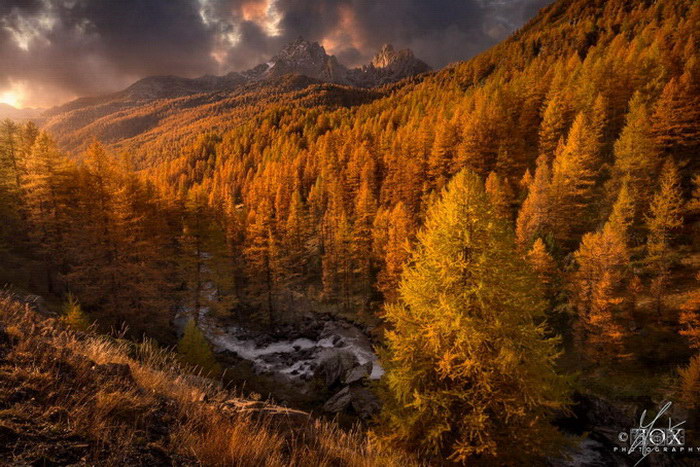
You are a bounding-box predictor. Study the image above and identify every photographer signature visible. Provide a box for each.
[628,401,686,466]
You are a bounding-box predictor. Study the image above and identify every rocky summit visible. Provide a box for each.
[244,38,430,87]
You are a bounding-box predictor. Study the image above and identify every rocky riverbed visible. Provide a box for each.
[174,309,383,419]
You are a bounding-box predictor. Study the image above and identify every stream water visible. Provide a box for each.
[174,307,383,386]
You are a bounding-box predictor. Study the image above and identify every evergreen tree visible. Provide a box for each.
[381,170,570,463]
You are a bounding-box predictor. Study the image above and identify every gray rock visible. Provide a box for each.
[344,361,372,384]
[323,386,352,413]
[349,386,381,419]
[316,350,359,386]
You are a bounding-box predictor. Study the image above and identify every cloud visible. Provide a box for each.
[0,0,551,108]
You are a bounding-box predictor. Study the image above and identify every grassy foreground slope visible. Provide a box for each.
[0,294,412,466]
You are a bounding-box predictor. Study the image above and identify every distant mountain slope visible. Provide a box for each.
[41,39,430,161]
[0,103,43,121]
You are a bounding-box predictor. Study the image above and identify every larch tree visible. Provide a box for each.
[679,272,700,350]
[178,319,221,376]
[484,171,512,221]
[645,159,684,316]
[65,141,120,313]
[527,237,557,304]
[515,155,552,249]
[550,113,603,248]
[381,169,570,464]
[281,190,314,299]
[652,61,700,170]
[612,93,659,207]
[62,293,91,332]
[427,120,458,191]
[376,202,415,303]
[352,177,377,305]
[0,120,24,258]
[539,92,573,163]
[23,132,76,294]
[570,183,633,361]
[244,198,276,324]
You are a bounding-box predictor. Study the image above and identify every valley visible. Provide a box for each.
[1,0,699,465]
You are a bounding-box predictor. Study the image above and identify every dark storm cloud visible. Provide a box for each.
[0,0,551,108]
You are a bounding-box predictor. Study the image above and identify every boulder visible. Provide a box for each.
[315,350,359,386]
[344,361,372,384]
[349,386,380,419]
[322,385,381,419]
[323,386,352,413]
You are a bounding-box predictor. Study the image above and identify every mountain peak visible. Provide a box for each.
[371,43,425,70]
[275,37,329,64]
[264,37,346,83]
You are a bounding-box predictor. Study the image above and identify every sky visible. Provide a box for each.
[0,0,551,109]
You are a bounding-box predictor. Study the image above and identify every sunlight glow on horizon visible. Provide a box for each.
[0,88,23,108]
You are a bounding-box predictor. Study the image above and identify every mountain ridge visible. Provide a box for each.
[45,38,429,117]
[40,38,431,156]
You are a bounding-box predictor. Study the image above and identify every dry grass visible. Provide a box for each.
[0,293,415,466]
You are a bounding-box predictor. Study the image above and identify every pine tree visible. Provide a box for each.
[381,170,570,463]
[178,319,221,376]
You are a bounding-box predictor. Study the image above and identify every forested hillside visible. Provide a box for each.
[1,0,699,464]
